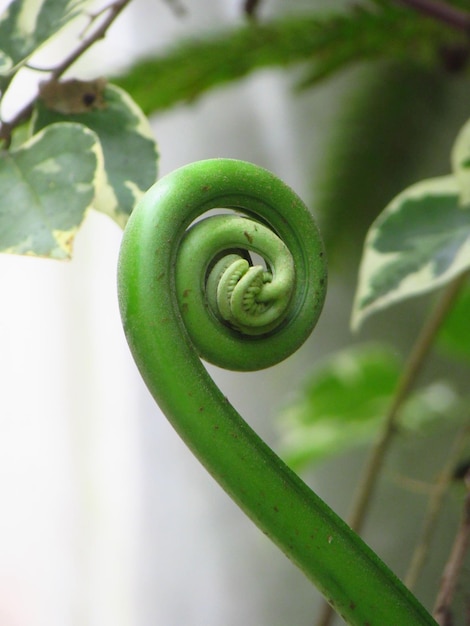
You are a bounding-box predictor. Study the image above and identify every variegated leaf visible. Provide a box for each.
[33,83,158,227]
[0,122,101,258]
[0,0,87,82]
[352,175,470,329]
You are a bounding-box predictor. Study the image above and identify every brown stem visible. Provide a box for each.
[433,474,470,625]
[405,421,470,591]
[0,0,132,146]
[51,0,133,79]
[348,272,468,533]
[393,0,470,33]
[315,271,469,626]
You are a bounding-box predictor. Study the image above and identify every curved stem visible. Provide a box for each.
[118,159,437,626]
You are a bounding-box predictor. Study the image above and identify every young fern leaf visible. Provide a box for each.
[118,158,438,626]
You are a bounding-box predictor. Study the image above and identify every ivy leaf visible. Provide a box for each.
[351,175,470,330]
[278,345,457,470]
[33,83,158,227]
[0,0,87,87]
[0,122,100,258]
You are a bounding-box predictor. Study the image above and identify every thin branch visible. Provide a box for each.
[51,0,133,79]
[348,272,469,532]
[0,0,132,146]
[393,0,470,33]
[433,472,470,625]
[405,421,470,590]
[315,271,469,626]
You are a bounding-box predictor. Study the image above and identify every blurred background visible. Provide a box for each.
[1,1,470,624]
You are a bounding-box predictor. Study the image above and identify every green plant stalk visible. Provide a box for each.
[117,159,437,625]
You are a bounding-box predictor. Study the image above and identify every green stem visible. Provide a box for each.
[117,158,437,626]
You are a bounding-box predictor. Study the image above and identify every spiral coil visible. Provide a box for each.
[118,159,437,626]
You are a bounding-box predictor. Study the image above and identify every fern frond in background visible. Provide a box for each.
[113,3,458,115]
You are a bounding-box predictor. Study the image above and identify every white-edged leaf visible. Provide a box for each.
[0,122,101,258]
[352,175,470,330]
[0,0,87,83]
[33,83,158,227]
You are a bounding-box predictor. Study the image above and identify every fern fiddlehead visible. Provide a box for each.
[117,159,437,626]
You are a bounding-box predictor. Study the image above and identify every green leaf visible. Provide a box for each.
[279,345,400,468]
[0,0,87,86]
[352,175,470,330]
[0,122,100,258]
[33,83,158,227]
[438,285,470,363]
[113,6,449,115]
[278,344,458,470]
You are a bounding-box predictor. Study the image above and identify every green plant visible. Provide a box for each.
[117,158,439,625]
[3,0,470,624]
